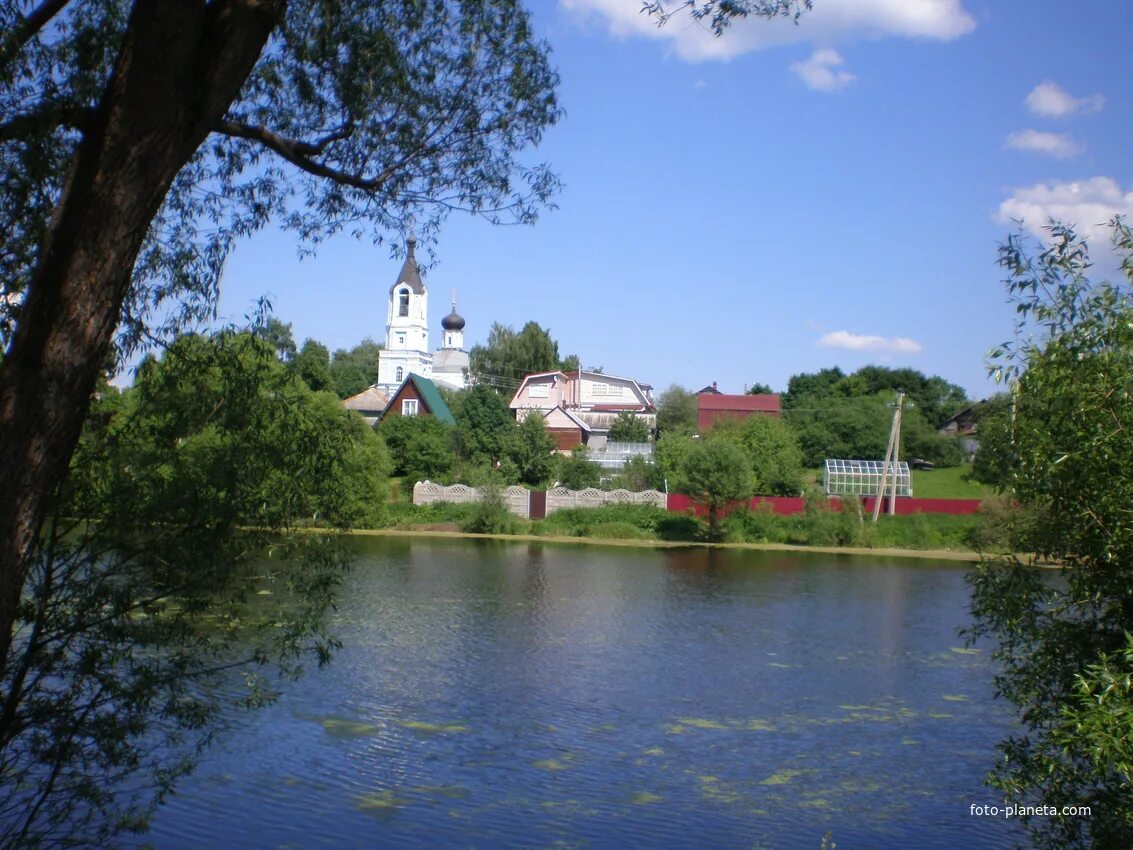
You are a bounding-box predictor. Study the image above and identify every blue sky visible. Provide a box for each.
[215,0,1133,402]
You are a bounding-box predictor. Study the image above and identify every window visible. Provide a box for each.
[398,289,409,317]
[402,398,419,416]
[395,366,404,382]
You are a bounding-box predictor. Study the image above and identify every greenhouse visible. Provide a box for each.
[823,459,912,498]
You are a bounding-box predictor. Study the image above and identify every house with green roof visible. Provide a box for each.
[379,373,455,425]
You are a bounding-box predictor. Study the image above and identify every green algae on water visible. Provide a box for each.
[319,717,379,738]
[397,719,468,734]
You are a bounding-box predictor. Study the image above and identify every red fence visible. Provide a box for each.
[666,493,983,517]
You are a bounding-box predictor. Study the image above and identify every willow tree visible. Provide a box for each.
[967,221,1133,848]
[0,0,564,669]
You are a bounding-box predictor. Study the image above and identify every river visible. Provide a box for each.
[144,537,1023,849]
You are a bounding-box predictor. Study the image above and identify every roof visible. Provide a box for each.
[389,234,425,296]
[697,393,781,414]
[342,386,389,413]
[387,373,455,424]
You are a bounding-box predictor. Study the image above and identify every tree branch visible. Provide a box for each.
[0,101,93,142]
[0,0,73,73]
[214,118,399,191]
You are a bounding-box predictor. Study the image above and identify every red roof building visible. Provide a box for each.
[697,392,781,432]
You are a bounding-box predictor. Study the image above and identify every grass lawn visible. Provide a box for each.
[911,464,994,499]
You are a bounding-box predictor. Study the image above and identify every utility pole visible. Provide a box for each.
[872,391,907,522]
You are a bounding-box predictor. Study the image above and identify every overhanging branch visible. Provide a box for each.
[214,118,397,191]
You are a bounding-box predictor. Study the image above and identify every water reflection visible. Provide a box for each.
[145,539,1021,850]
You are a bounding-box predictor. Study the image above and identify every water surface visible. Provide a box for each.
[146,539,1022,849]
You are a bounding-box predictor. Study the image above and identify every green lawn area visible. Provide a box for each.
[911,464,994,499]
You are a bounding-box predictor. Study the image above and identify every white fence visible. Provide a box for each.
[412,481,667,518]
[544,487,666,515]
[413,481,533,518]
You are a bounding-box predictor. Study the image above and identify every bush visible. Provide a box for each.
[461,491,517,535]
[655,513,702,541]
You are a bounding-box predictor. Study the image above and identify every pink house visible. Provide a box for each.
[510,369,655,451]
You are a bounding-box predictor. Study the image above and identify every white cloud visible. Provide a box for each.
[560,0,976,62]
[996,177,1133,245]
[1025,81,1105,118]
[1005,129,1082,159]
[791,49,854,91]
[818,331,923,354]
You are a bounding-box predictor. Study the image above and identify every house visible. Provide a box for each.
[697,390,781,432]
[510,369,655,451]
[379,373,455,425]
[341,386,390,427]
[938,404,978,437]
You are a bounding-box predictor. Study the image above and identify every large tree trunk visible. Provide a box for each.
[0,0,283,672]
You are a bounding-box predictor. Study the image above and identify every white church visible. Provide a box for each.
[375,233,469,394]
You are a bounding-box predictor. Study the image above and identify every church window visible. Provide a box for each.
[398,289,409,316]
[395,366,404,382]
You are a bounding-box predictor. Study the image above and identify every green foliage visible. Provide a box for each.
[609,455,664,492]
[505,412,557,487]
[378,414,454,484]
[381,500,477,529]
[680,439,753,538]
[969,394,1015,485]
[467,321,577,391]
[294,338,332,392]
[535,505,670,538]
[329,338,383,399]
[747,382,774,395]
[654,434,696,490]
[556,447,603,490]
[655,384,698,437]
[258,317,297,362]
[608,411,651,443]
[782,364,970,467]
[966,220,1133,848]
[708,415,805,496]
[454,384,516,464]
[460,485,518,535]
[1,330,387,846]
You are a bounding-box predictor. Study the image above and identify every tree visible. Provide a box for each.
[294,338,331,392]
[966,220,1133,848]
[505,411,557,487]
[655,384,698,437]
[710,415,805,496]
[378,414,454,484]
[454,384,516,465]
[467,321,577,391]
[0,330,389,845]
[0,0,562,671]
[556,447,602,490]
[259,316,297,362]
[969,393,1014,486]
[329,338,383,399]
[654,434,696,489]
[608,411,650,443]
[679,438,753,539]
[747,382,774,395]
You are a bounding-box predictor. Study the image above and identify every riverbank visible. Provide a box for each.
[349,527,985,563]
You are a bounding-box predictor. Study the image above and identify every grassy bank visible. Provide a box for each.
[374,500,991,555]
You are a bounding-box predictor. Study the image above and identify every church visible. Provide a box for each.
[375,233,469,394]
